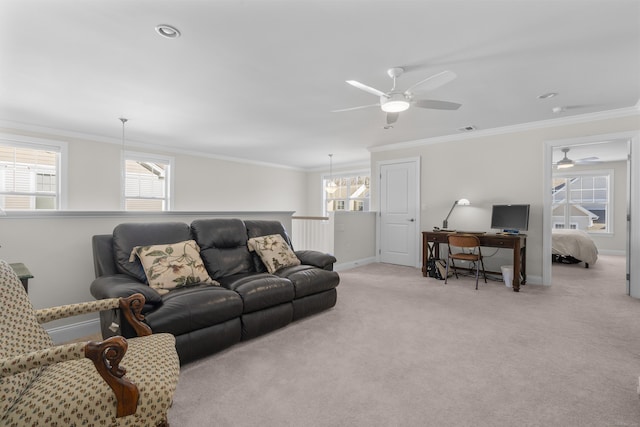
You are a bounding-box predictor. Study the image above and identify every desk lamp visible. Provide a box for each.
[442,198,470,229]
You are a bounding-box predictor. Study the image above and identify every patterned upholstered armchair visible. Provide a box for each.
[0,260,180,426]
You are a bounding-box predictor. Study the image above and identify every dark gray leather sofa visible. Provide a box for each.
[90,219,339,364]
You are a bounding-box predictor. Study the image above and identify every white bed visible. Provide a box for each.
[551,229,598,267]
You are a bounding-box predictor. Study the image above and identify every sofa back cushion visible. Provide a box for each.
[112,222,193,283]
[245,220,293,273]
[191,219,254,279]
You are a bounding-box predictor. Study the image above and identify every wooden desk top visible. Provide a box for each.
[423,231,526,248]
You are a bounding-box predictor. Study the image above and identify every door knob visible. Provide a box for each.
[408,218,415,222]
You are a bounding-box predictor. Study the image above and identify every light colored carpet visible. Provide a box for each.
[168,256,640,426]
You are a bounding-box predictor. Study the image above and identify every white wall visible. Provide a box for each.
[370,114,640,284]
[333,211,376,268]
[0,127,309,213]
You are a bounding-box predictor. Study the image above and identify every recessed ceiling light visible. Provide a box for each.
[457,125,476,132]
[537,92,558,99]
[552,106,566,113]
[155,24,181,39]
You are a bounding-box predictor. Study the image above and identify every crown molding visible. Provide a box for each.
[0,119,305,172]
[369,106,640,153]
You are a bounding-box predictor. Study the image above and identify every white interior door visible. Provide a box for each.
[379,159,420,266]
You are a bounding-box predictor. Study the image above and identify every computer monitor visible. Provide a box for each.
[490,204,530,233]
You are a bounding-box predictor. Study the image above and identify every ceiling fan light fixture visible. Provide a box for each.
[380,93,410,113]
[557,148,575,168]
[557,159,574,169]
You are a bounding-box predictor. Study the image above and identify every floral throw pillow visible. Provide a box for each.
[247,234,301,274]
[129,240,219,294]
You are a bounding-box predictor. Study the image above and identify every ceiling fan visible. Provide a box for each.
[555,147,602,169]
[332,67,462,125]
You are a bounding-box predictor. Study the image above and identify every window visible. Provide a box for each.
[124,151,172,211]
[0,141,63,211]
[323,172,370,215]
[552,170,612,233]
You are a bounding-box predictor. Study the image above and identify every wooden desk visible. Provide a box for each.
[422,231,526,292]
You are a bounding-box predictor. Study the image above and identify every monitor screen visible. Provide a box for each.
[490,204,530,232]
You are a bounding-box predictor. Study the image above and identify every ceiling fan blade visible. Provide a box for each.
[346,80,387,97]
[331,103,380,113]
[575,157,603,164]
[405,70,457,94]
[413,99,462,110]
[386,112,399,124]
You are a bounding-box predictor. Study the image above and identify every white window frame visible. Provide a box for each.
[122,150,173,211]
[0,134,68,211]
[552,169,613,234]
[322,169,370,216]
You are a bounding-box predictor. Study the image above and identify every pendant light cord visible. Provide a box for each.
[119,117,128,150]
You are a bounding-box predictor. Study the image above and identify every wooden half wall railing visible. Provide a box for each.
[291,215,334,254]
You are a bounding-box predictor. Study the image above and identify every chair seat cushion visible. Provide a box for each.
[274,266,340,299]
[218,273,294,313]
[1,333,179,427]
[144,285,243,336]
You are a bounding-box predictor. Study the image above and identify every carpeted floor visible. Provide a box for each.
[167,256,640,426]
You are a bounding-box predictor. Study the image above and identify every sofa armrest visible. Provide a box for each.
[295,250,337,270]
[90,274,163,307]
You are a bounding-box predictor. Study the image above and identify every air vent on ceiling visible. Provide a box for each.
[457,125,476,132]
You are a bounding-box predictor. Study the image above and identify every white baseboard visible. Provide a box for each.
[334,257,377,271]
[598,249,626,256]
[46,318,101,345]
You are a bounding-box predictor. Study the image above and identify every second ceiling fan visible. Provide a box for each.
[333,67,462,125]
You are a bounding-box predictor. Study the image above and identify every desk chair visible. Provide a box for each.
[445,234,487,290]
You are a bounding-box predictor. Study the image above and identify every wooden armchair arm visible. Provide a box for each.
[119,293,152,337]
[85,336,139,418]
[0,338,140,418]
[35,293,152,337]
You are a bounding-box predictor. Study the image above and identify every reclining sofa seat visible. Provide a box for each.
[91,219,339,364]
[244,220,339,319]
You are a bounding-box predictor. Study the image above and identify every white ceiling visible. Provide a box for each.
[1,0,639,170]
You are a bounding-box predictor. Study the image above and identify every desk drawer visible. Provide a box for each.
[481,236,517,248]
[424,234,449,244]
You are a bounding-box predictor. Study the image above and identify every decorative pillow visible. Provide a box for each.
[129,240,219,294]
[247,234,301,274]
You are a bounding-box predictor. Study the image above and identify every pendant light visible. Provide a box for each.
[326,154,337,194]
[120,118,128,210]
